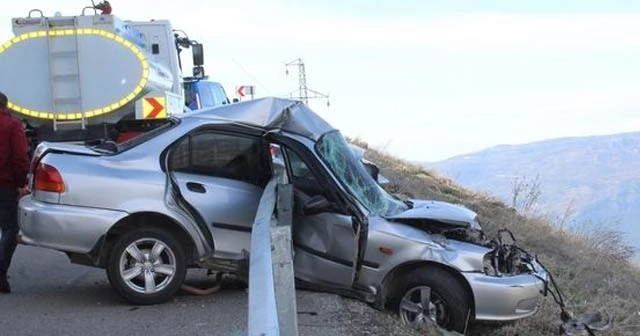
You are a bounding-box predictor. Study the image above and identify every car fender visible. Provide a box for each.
[360,217,491,291]
[115,197,214,258]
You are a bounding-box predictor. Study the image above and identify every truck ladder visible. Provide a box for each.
[47,16,86,131]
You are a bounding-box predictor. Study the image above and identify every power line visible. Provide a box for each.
[231,58,273,95]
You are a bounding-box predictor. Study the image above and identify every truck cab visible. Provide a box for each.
[184,79,230,110]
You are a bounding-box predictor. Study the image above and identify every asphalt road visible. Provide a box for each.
[0,245,420,336]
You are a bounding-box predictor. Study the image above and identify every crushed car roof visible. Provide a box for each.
[184,97,335,140]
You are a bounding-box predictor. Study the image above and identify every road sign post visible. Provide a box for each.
[236,85,256,100]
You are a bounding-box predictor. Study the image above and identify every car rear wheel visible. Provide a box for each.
[397,268,471,333]
[106,227,186,305]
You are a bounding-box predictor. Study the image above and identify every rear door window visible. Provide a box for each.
[169,131,270,186]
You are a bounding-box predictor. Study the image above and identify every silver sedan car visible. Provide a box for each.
[19,98,547,333]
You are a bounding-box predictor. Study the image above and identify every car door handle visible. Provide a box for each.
[186,182,206,193]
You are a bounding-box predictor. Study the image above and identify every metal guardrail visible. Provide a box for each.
[248,178,279,336]
[272,183,298,336]
[247,177,299,336]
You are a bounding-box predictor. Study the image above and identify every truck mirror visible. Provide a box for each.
[192,43,204,66]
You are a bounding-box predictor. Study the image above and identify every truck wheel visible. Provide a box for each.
[397,268,471,333]
[106,227,186,305]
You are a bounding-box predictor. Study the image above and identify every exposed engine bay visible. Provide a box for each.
[389,215,612,335]
[388,216,536,277]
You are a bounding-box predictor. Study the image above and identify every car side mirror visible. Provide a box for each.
[303,195,331,214]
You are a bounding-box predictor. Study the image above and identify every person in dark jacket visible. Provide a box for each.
[0,91,30,293]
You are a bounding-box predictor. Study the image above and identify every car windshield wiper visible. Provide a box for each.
[389,193,414,209]
[403,199,414,209]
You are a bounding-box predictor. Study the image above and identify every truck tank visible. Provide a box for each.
[0,11,174,128]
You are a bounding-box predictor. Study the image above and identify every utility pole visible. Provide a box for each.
[285,58,330,107]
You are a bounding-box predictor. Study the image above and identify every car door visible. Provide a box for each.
[282,146,367,288]
[167,129,271,257]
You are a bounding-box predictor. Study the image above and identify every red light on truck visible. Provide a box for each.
[34,163,65,193]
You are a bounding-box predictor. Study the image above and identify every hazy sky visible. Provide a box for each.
[2,1,640,161]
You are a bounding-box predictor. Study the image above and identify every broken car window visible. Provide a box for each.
[315,131,407,216]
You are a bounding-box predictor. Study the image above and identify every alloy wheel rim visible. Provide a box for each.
[399,286,447,327]
[119,238,177,294]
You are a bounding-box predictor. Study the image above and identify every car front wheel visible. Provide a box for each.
[106,227,186,305]
[397,268,471,333]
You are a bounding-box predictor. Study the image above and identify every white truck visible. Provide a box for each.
[0,4,226,147]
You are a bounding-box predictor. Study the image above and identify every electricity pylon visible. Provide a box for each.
[285,58,330,107]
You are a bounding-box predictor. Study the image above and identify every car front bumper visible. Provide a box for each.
[463,261,548,321]
[18,196,127,254]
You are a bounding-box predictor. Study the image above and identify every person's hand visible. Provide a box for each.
[17,186,30,199]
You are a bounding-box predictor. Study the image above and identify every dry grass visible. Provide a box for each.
[350,138,640,336]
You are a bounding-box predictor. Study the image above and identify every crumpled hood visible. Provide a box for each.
[386,200,478,227]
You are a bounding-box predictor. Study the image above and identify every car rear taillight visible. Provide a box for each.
[34,163,65,193]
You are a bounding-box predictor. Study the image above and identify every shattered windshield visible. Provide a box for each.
[316,131,408,216]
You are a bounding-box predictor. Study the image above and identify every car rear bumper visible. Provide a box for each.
[18,196,127,254]
[463,261,548,321]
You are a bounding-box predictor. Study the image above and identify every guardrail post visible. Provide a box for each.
[248,179,280,336]
[272,183,299,336]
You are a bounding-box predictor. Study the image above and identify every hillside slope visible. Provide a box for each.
[428,132,640,251]
[352,138,640,336]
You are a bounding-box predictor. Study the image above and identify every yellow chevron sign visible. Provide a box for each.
[143,97,166,119]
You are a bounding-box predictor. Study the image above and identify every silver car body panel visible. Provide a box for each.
[173,172,261,256]
[18,97,547,322]
[19,196,127,253]
[463,264,547,321]
[33,142,102,157]
[387,200,477,226]
[188,97,334,141]
[362,217,490,276]
[292,213,359,287]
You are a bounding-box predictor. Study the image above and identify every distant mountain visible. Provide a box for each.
[428,132,640,251]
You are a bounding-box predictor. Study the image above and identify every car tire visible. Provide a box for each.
[396,268,471,333]
[106,227,186,305]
